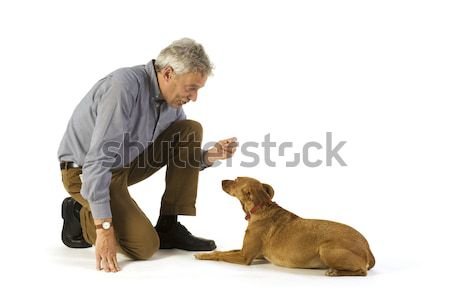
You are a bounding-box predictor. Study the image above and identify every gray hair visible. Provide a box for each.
[155,38,214,76]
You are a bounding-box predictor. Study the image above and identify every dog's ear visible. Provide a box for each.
[249,186,272,204]
[262,183,274,199]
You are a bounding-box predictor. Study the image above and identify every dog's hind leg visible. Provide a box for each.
[319,244,368,277]
[325,268,367,276]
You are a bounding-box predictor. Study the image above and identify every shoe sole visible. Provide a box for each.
[61,198,92,248]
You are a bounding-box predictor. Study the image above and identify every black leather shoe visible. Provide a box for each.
[61,197,92,248]
[156,222,216,251]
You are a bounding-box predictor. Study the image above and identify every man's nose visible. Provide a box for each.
[189,91,198,102]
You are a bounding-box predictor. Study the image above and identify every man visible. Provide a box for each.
[58,38,238,273]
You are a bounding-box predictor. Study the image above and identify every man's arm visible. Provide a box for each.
[81,82,133,219]
[80,73,135,272]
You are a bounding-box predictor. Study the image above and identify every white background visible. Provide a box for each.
[1,0,449,300]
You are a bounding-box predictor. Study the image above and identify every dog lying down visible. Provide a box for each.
[195,177,375,276]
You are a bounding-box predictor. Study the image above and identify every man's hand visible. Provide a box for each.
[95,219,120,273]
[204,137,238,166]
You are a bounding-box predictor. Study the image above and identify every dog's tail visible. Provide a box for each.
[367,248,376,270]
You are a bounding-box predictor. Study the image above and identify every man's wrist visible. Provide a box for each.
[203,149,215,166]
[94,218,112,225]
[94,218,113,231]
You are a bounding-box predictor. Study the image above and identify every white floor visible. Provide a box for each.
[5,227,444,301]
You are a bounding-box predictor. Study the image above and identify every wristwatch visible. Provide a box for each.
[95,221,113,230]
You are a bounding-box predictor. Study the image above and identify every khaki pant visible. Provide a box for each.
[61,119,203,260]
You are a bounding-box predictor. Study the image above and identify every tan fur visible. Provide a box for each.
[195,177,375,276]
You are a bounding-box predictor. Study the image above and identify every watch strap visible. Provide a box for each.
[95,221,113,230]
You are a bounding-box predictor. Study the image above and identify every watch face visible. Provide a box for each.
[102,222,111,230]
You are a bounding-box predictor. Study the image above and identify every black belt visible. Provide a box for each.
[60,161,82,170]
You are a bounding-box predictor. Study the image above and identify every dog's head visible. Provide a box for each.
[222,177,275,217]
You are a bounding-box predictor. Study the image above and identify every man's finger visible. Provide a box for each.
[225,146,237,153]
[102,258,111,272]
[107,256,117,273]
[225,142,239,148]
[113,256,121,272]
[96,253,102,271]
[219,143,237,153]
[219,137,237,144]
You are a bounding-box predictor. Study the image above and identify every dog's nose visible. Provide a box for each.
[222,180,232,189]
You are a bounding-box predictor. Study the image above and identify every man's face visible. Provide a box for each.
[160,70,208,108]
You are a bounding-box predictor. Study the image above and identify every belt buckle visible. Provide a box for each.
[61,161,77,170]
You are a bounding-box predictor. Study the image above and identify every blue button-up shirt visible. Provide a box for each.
[58,60,206,219]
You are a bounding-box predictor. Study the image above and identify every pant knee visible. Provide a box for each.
[177,119,203,136]
[133,241,159,260]
[121,230,160,260]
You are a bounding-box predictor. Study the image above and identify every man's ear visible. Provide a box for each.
[262,183,274,199]
[162,66,175,81]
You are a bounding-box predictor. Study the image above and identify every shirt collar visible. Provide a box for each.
[145,59,165,104]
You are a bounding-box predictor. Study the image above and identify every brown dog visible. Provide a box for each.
[195,177,375,276]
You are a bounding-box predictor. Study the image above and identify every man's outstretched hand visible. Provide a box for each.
[204,137,238,166]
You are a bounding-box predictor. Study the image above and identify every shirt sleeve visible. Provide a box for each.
[80,75,135,219]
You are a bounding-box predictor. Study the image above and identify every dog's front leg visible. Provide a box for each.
[195,249,256,265]
[196,229,262,265]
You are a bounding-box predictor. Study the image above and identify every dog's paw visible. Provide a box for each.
[194,253,210,260]
[325,269,338,276]
[195,252,219,261]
